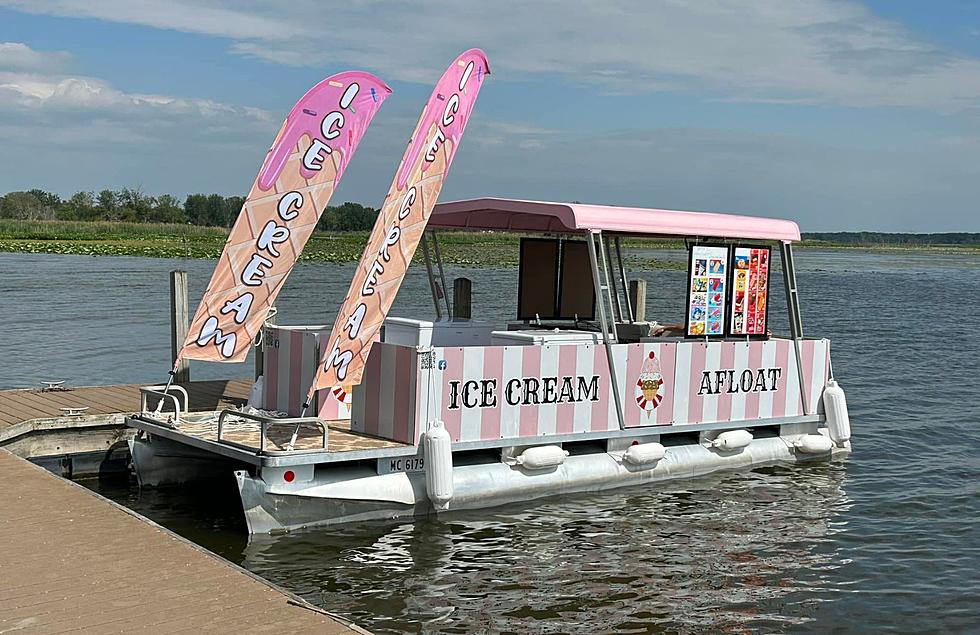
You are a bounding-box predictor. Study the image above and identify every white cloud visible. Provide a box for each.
[0,42,71,73]
[440,124,980,232]
[0,41,72,72]
[0,0,301,40]
[5,0,980,111]
[0,42,273,146]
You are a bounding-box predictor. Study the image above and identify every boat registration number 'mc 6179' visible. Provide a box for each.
[377,456,425,474]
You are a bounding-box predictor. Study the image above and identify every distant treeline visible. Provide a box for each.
[2,189,976,244]
[802,232,980,247]
[0,188,380,232]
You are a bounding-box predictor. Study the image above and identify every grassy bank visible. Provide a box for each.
[0,219,686,269]
[0,219,976,268]
[796,239,980,253]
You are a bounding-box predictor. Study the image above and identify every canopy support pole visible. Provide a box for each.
[780,241,810,415]
[588,231,625,431]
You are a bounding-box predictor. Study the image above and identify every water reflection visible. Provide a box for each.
[240,465,850,633]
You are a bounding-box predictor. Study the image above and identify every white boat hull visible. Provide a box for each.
[235,433,850,534]
[129,433,242,487]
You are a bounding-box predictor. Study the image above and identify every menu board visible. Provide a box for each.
[729,246,770,336]
[686,244,729,337]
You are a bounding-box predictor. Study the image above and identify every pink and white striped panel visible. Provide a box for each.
[261,326,320,417]
[317,332,380,421]
[410,338,832,443]
[350,342,419,444]
[799,338,831,415]
[416,344,617,443]
[663,338,829,426]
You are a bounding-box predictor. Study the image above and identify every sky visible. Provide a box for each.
[1,1,979,232]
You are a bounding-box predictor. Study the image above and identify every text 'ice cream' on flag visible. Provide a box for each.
[309,49,490,394]
[178,72,391,365]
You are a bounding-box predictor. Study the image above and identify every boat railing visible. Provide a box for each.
[139,385,190,426]
[216,409,327,454]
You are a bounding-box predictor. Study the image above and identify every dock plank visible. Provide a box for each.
[0,450,363,634]
[6,389,118,416]
[0,399,39,425]
[0,380,251,429]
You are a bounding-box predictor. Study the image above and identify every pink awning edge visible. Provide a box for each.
[429,198,802,242]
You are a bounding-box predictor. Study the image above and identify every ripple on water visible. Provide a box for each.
[234,466,853,633]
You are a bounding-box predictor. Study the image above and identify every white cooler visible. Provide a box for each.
[384,317,496,347]
[490,329,603,346]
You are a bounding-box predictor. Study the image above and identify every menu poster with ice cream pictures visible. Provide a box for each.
[728,245,771,338]
[685,244,729,338]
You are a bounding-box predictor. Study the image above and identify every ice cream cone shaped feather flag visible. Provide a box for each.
[635,351,664,417]
[310,49,490,394]
[177,72,391,364]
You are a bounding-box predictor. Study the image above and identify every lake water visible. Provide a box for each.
[3,250,978,633]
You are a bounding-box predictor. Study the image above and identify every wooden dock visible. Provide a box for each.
[0,448,364,633]
[0,379,252,429]
[0,380,252,468]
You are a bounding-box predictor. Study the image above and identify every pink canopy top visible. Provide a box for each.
[429,198,801,242]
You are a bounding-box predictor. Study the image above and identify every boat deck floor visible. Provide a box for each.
[168,414,410,453]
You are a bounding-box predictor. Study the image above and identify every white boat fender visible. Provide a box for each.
[248,376,264,409]
[622,442,666,467]
[423,421,453,510]
[822,379,851,446]
[516,445,568,470]
[793,434,834,454]
[709,429,753,452]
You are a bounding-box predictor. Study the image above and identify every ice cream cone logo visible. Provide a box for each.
[635,350,664,417]
[331,384,353,414]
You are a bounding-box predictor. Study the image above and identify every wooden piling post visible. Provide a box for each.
[453,278,472,320]
[629,279,646,322]
[170,270,190,383]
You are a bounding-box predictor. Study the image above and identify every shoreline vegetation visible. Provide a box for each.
[1,188,976,268]
[0,218,977,270]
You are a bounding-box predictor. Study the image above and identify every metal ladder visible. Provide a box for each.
[587,231,626,430]
[420,231,452,320]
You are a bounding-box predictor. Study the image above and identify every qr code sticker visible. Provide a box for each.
[420,351,435,369]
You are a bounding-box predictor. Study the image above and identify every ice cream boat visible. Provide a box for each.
[128,198,851,534]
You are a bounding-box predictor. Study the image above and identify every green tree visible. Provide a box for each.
[0,191,54,220]
[117,187,154,222]
[27,188,62,210]
[223,195,245,227]
[184,194,208,225]
[96,189,118,217]
[318,202,379,231]
[58,191,96,220]
[204,193,226,226]
[152,194,185,224]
